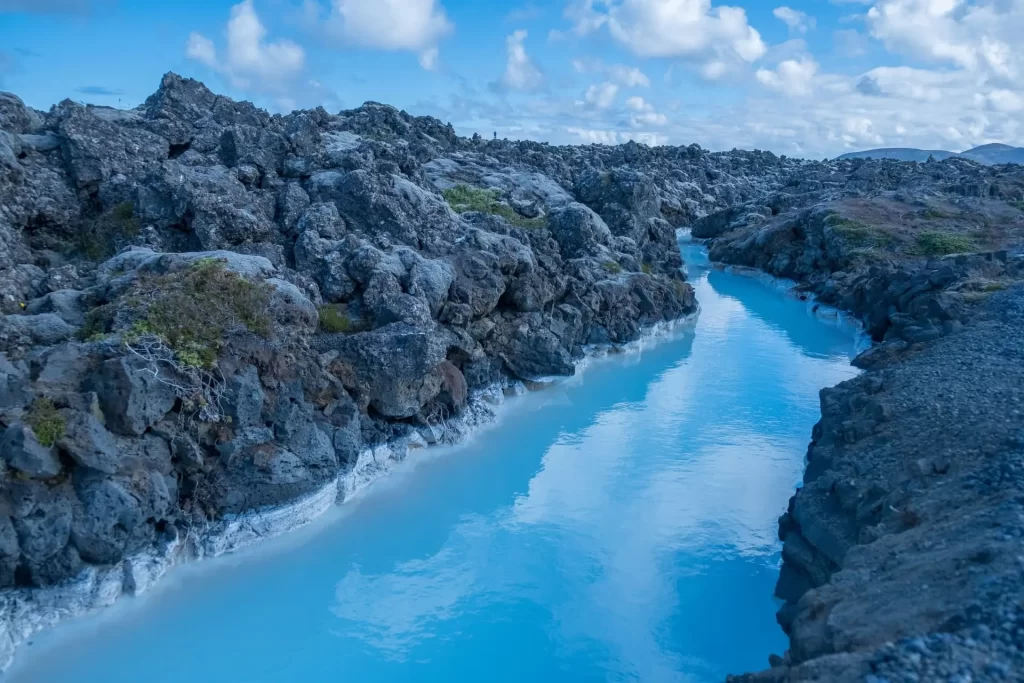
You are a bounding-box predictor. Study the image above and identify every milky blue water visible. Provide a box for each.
[10,238,861,683]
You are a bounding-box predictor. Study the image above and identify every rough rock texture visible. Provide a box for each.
[703,166,1024,681]
[0,73,703,609]
[729,287,1024,683]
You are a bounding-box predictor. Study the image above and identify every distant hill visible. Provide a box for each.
[838,144,1024,165]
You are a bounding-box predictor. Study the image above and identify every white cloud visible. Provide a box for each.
[625,95,647,111]
[607,64,650,87]
[621,95,668,126]
[756,57,818,97]
[497,29,543,92]
[567,127,668,146]
[303,0,452,69]
[419,46,440,70]
[773,6,815,34]
[186,0,305,101]
[985,88,1024,113]
[584,81,619,109]
[866,0,1023,80]
[565,0,766,78]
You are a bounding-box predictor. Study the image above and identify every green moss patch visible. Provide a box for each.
[442,185,547,229]
[318,304,371,334]
[602,260,623,274]
[124,259,274,368]
[825,215,893,249]
[25,398,65,447]
[916,231,976,256]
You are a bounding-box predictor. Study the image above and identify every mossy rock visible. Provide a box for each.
[25,398,65,447]
[442,184,547,229]
[120,259,274,368]
[915,231,976,256]
[318,304,371,334]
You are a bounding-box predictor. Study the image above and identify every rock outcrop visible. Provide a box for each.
[700,165,1024,681]
[0,73,707,626]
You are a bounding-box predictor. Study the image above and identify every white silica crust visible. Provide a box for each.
[0,315,699,673]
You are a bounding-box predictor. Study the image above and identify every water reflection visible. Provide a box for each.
[13,242,860,683]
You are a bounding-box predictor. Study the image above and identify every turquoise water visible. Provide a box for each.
[10,239,860,683]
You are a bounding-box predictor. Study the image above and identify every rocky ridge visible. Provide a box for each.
[1,73,1023,679]
[698,165,1024,680]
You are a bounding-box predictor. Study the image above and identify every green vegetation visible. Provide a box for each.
[126,259,273,368]
[442,185,547,229]
[80,202,141,260]
[825,215,893,249]
[916,231,976,256]
[25,398,65,447]
[640,262,654,275]
[318,304,371,334]
[1010,200,1024,212]
[79,304,115,341]
[602,260,623,274]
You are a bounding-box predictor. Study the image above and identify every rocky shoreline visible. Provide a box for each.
[2,73,1024,680]
[700,190,1024,680]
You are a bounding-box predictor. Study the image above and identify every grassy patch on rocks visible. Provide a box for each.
[602,260,623,274]
[317,304,371,334]
[825,215,894,249]
[123,259,274,368]
[25,398,65,447]
[915,231,976,256]
[442,184,547,229]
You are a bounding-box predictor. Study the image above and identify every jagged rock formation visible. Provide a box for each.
[0,73,708,599]
[2,73,1024,680]
[700,165,1024,681]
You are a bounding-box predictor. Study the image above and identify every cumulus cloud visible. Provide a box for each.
[624,96,668,126]
[608,64,651,87]
[773,6,815,34]
[584,82,619,109]
[756,57,818,96]
[867,0,1023,79]
[495,29,543,92]
[567,127,668,146]
[302,0,452,69]
[564,0,766,78]
[186,0,310,107]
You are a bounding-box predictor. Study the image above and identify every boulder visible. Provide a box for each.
[8,480,74,582]
[71,471,171,565]
[58,411,123,474]
[323,322,453,418]
[547,203,612,259]
[90,357,177,436]
[0,424,62,479]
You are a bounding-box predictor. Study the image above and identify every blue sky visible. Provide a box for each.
[1,0,1022,157]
